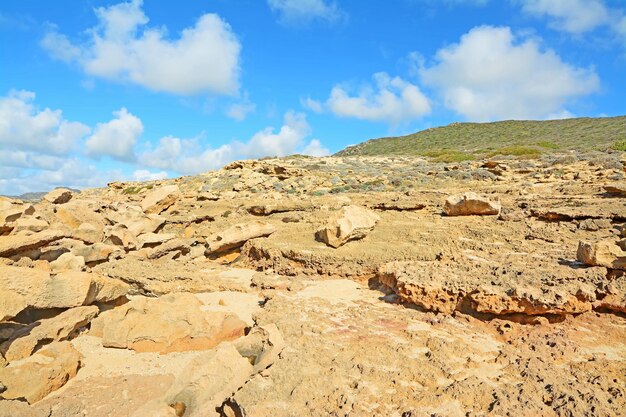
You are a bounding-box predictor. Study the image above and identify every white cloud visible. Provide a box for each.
[0,90,90,155]
[132,169,169,182]
[301,96,323,113]
[319,72,431,124]
[519,0,610,34]
[268,0,344,24]
[301,139,331,156]
[41,0,241,95]
[85,107,143,161]
[0,158,121,196]
[140,112,329,175]
[419,26,600,121]
[226,96,256,121]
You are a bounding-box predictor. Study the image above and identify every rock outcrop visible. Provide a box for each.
[141,185,180,214]
[316,205,380,248]
[206,221,276,254]
[443,192,501,216]
[90,293,247,353]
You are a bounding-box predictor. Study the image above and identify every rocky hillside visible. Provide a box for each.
[0,150,625,416]
[336,115,626,161]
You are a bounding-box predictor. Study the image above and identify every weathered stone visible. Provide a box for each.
[43,188,73,204]
[90,293,246,353]
[50,252,85,272]
[0,341,81,404]
[11,216,49,234]
[105,204,165,236]
[1,306,98,362]
[316,205,380,248]
[0,230,69,257]
[141,185,180,214]
[577,240,626,270]
[604,183,626,196]
[131,343,253,417]
[0,290,27,322]
[71,242,123,264]
[0,266,128,321]
[147,238,190,259]
[443,192,501,216]
[104,224,140,250]
[138,232,176,248]
[206,221,276,254]
[234,323,285,372]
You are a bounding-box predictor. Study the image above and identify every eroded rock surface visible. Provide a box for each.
[0,153,625,415]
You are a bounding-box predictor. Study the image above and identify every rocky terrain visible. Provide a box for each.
[0,150,625,416]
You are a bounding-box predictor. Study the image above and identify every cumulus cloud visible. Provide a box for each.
[0,158,121,196]
[268,0,344,24]
[519,0,610,33]
[85,107,143,161]
[419,26,600,121]
[140,112,329,174]
[132,169,169,182]
[313,73,431,124]
[41,0,241,95]
[226,95,256,121]
[0,90,90,155]
[301,139,331,157]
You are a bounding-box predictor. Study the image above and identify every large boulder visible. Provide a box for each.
[577,240,626,270]
[0,341,81,404]
[43,188,73,204]
[50,252,85,271]
[131,343,253,417]
[71,242,123,264]
[0,230,69,258]
[1,306,98,362]
[443,192,501,216]
[104,224,140,251]
[1,203,35,235]
[0,266,128,321]
[316,205,380,248]
[141,185,180,214]
[206,221,276,254]
[90,293,247,353]
[105,204,165,236]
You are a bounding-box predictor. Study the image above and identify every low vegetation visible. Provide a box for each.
[335,116,626,159]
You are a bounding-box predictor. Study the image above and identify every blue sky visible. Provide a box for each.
[1,0,625,194]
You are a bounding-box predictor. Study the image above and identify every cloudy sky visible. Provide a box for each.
[1,0,624,194]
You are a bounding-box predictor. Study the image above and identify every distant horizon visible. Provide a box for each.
[2,0,625,195]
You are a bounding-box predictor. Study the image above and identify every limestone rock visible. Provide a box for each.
[50,252,85,271]
[206,221,276,254]
[0,290,27,322]
[604,183,626,196]
[146,238,191,260]
[443,192,501,216]
[138,232,176,248]
[577,240,626,270]
[141,185,180,214]
[71,242,123,264]
[43,188,73,204]
[1,306,98,362]
[234,323,285,372]
[11,217,48,234]
[90,293,247,353]
[0,230,69,257]
[0,266,128,321]
[105,204,165,236]
[132,343,253,417]
[0,341,81,404]
[104,224,140,250]
[316,205,380,248]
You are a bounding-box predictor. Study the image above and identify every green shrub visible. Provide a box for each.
[535,141,559,149]
[488,146,541,158]
[612,140,626,151]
